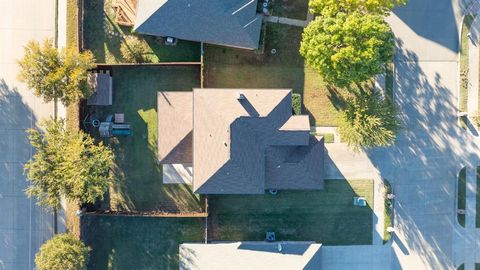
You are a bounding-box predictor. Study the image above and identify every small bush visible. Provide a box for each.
[292,93,302,115]
[120,35,152,63]
[35,234,90,270]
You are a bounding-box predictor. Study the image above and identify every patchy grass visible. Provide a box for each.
[383,179,393,243]
[314,133,334,143]
[458,167,466,227]
[83,0,200,63]
[204,23,347,126]
[65,0,82,236]
[87,66,202,212]
[66,0,78,47]
[208,179,373,245]
[81,215,204,270]
[460,15,474,112]
[271,0,309,20]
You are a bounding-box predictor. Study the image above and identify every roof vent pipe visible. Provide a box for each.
[237,92,245,100]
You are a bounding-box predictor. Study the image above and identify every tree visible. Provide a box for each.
[35,234,90,270]
[25,118,114,210]
[300,12,395,87]
[17,39,96,107]
[309,0,408,17]
[337,89,400,151]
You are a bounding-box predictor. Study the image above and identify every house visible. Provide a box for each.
[134,0,263,49]
[158,88,325,194]
[179,242,322,270]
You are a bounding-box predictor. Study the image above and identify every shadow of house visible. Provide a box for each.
[391,0,459,56]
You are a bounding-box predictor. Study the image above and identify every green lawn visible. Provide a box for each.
[81,215,204,270]
[271,0,309,20]
[458,167,467,227]
[90,66,202,212]
[208,179,373,245]
[460,15,474,112]
[204,23,347,126]
[83,0,200,63]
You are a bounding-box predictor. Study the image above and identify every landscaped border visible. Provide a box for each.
[459,15,475,112]
[383,179,393,243]
[458,166,467,227]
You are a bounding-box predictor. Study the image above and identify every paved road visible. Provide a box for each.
[372,0,474,269]
[0,1,59,269]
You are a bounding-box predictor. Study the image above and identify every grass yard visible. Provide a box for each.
[204,23,346,127]
[271,0,309,20]
[89,65,202,212]
[81,215,204,270]
[460,15,474,112]
[208,179,373,245]
[83,0,200,63]
[458,167,466,227]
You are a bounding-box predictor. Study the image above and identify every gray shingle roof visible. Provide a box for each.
[157,88,325,194]
[134,0,263,49]
[192,88,324,194]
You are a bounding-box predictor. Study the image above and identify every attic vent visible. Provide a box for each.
[237,92,245,100]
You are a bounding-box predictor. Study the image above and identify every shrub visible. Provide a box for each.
[292,93,302,115]
[35,234,90,270]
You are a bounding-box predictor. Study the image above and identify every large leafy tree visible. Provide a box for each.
[300,12,395,87]
[310,0,407,16]
[338,89,400,151]
[17,39,95,106]
[35,234,90,270]
[25,118,114,210]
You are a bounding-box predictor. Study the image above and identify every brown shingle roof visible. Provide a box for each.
[157,92,193,164]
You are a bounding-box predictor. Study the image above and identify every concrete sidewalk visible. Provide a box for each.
[0,1,65,269]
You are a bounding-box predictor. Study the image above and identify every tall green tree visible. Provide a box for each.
[338,89,400,151]
[300,12,395,87]
[17,39,95,107]
[35,234,90,270]
[310,0,407,16]
[25,118,114,210]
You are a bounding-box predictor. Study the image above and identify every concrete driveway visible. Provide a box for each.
[0,1,60,269]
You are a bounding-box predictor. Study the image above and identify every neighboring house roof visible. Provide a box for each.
[179,242,322,270]
[158,88,324,194]
[157,92,193,164]
[87,72,112,106]
[134,0,263,49]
